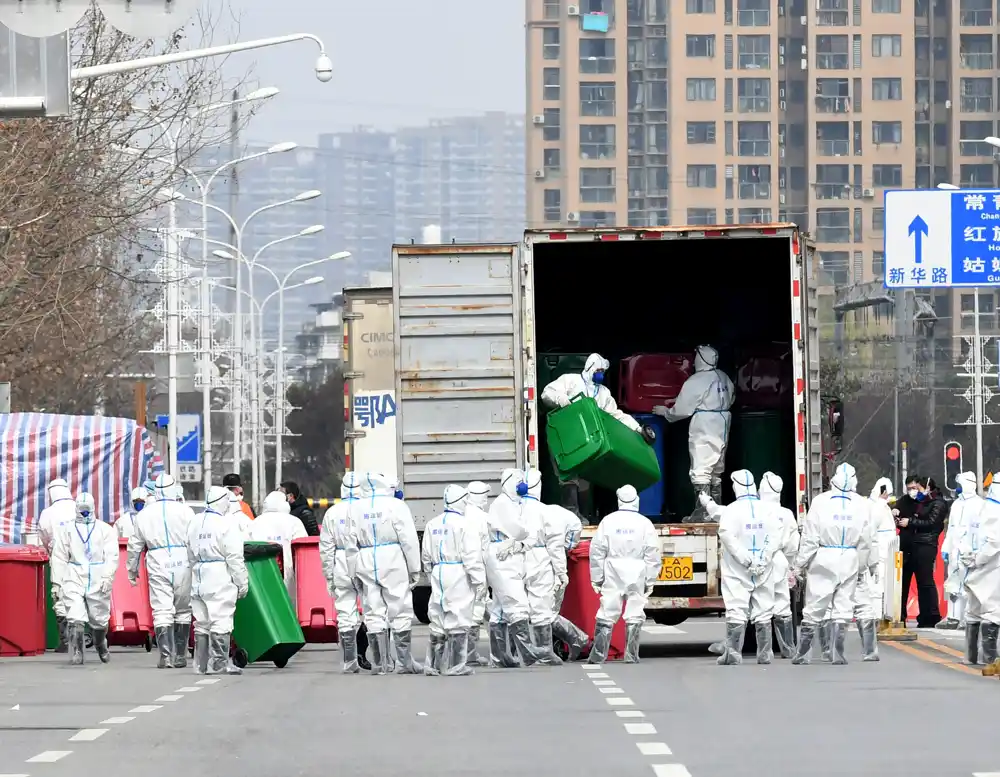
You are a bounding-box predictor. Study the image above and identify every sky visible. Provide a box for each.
[212,0,526,144]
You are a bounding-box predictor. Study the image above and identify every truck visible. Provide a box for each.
[391,224,830,626]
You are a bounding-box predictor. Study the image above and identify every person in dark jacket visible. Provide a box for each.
[279,481,320,537]
[895,475,948,628]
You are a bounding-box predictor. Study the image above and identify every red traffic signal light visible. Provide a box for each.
[944,442,963,492]
[946,444,961,461]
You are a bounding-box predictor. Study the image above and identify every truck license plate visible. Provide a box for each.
[658,556,693,582]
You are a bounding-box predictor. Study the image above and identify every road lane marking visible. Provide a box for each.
[175,687,202,693]
[616,710,646,718]
[69,729,108,742]
[128,705,162,713]
[588,672,610,678]
[600,687,625,694]
[916,639,966,660]
[625,723,657,735]
[607,697,634,706]
[195,678,221,685]
[100,717,135,725]
[155,695,183,702]
[637,743,672,756]
[642,625,686,635]
[652,766,692,777]
[26,751,71,763]
[593,680,616,686]
[883,641,983,677]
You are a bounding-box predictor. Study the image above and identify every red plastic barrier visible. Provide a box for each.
[108,539,154,647]
[561,540,626,659]
[618,354,693,414]
[0,545,47,656]
[291,537,339,643]
[904,532,948,624]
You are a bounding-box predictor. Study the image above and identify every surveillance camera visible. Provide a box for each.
[314,54,333,83]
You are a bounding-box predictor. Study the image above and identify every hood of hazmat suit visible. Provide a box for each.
[694,345,720,373]
[49,478,73,504]
[830,463,858,494]
[130,486,147,504]
[155,473,178,502]
[617,484,640,511]
[759,472,783,504]
[205,485,231,514]
[341,471,361,500]
[525,469,543,500]
[467,481,490,511]
[262,490,291,514]
[732,469,759,500]
[488,469,527,542]
[75,493,97,524]
[38,479,77,555]
[583,353,610,384]
[869,477,894,501]
[444,483,470,515]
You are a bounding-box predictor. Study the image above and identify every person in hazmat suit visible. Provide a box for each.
[544,497,590,661]
[115,487,146,540]
[50,493,118,665]
[850,477,898,661]
[960,475,1000,668]
[228,490,252,534]
[790,463,873,665]
[756,473,800,659]
[246,490,308,597]
[352,472,423,674]
[421,484,488,676]
[541,353,650,518]
[714,470,783,665]
[319,472,372,673]
[652,345,734,523]
[485,468,545,666]
[127,473,196,669]
[186,485,249,675]
[939,472,982,630]
[464,481,492,666]
[37,478,78,653]
[588,485,660,664]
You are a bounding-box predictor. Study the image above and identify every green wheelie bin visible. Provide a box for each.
[44,562,60,650]
[232,542,305,669]
[537,353,594,514]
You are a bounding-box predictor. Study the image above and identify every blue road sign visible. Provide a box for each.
[884,188,1000,288]
[174,414,201,464]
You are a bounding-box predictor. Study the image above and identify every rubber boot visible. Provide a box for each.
[966,622,981,665]
[424,631,447,676]
[709,478,723,504]
[831,621,848,665]
[792,622,816,665]
[818,620,833,662]
[509,619,543,666]
[154,625,174,669]
[467,624,482,666]
[858,618,879,662]
[685,484,710,523]
[505,625,523,666]
[357,624,372,671]
[936,615,960,629]
[708,640,725,656]
[774,616,796,659]
[531,623,563,666]
[172,622,190,668]
[755,620,773,665]
[393,629,422,674]
[341,627,360,674]
[193,632,210,675]
[624,621,642,663]
[69,621,86,665]
[552,616,588,661]
[92,627,111,664]
[369,630,390,675]
[489,622,519,668]
[209,632,242,675]
[588,620,614,664]
[55,615,69,654]
[981,623,1000,675]
[716,621,746,666]
[444,629,474,676]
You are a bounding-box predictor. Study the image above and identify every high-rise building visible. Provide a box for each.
[525,0,1000,295]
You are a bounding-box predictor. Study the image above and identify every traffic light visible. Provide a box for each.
[944,441,963,492]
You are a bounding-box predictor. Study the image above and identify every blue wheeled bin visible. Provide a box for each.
[631,413,666,518]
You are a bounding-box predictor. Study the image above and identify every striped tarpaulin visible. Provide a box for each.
[0,413,164,544]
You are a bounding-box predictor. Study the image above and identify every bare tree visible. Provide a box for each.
[0,7,257,413]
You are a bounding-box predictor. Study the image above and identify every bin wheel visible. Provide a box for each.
[232,648,248,668]
[412,586,431,625]
[144,635,153,653]
[274,656,288,669]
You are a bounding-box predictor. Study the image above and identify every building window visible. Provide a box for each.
[738,122,771,156]
[959,120,995,155]
[872,77,902,101]
[737,35,770,69]
[737,0,769,26]
[579,211,616,228]
[820,250,850,286]
[816,78,850,112]
[579,168,616,203]
[579,125,616,159]
[816,35,849,69]
[543,189,561,222]
[959,34,993,70]
[543,0,560,19]
[543,108,561,141]
[872,207,885,232]
[872,0,901,12]
[816,121,850,156]
[580,39,615,73]
[687,207,718,224]
[872,164,903,187]
[960,163,996,187]
[817,0,849,26]
[960,78,994,112]
[737,78,770,112]
[960,292,996,332]
[580,82,616,116]
[816,208,851,243]
[543,27,560,60]
[738,207,772,224]
[872,251,885,278]
[687,121,717,144]
[687,164,718,188]
[815,164,851,199]
[543,148,561,172]
[686,78,717,101]
[959,0,993,27]
[686,0,716,12]
[872,121,902,144]
[738,164,771,199]
[686,35,716,58]
[872,34,902,57]
[543,68,560,100]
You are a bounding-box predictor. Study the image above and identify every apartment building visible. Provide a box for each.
[525,0,1000,301]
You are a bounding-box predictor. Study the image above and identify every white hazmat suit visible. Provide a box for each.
[465,481,492,665]
[851,478,897,661]
[589,485,660,664]
[791,463,873,665]
[421,485,488,676]
[126,473,196,669]
[653,345,734,521]
[546,500,590,661]
[759,472,800,659]
[319,472,364,673]
[51,493,117,665]
[116,487,145,540]
[187,485,248,675]
[352,472,422,674]
[246,490,308,596]
[960,479,1000,666]
[941,472,981,631]
[37,478,77,650]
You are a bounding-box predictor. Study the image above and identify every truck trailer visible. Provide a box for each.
[391,224,827,625]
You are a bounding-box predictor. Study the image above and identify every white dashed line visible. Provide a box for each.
[128,705,162,713]
[625,723,658,735]
[592,679,616,686]
[587,672,610,678]
[973,774,1000,776]
[69,729,108,742]
[638,743,673,756]
[600,687,625,694]
[195,678,221,685]
[616,710,646,718]
[642,625,687,635]
[100,717,135,725]
[26,751,72,763]
[0,773,31,776]
[155,695,183,702]
[652,766,692,777]
[607,697,635,706]
[175,687,202,693]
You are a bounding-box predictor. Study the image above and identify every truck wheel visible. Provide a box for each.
[412,586,431,625]
[650,611,688,627]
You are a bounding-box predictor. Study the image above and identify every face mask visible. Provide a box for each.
[955,485,963,496]
[394,489,404,500]
[592,370,605,384]
[907,489,919,499]
[515,481,528,497]
[915,491,926,502]
[78,510,91,521]
[133,501,145,512]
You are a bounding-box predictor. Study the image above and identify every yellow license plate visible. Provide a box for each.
[658,556,694,582]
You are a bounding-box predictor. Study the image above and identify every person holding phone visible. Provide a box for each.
[895,475,947,628]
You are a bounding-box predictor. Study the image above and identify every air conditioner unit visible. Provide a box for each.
[800,15,807,24]
[779,193,786,204]
[862,188,875,198]
[534,169,546,179]
[779,87,786,98]
[567,211,580,222]
[532,114,545,125]
[800,58,808,69]
[778,3,784,14]
[630,62,642,70]
[779,44,785,55]
[779,55,785,66]
[780,100,787,110]
[567,5,580,15]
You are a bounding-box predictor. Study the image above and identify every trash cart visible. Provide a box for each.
[0,545,48,656]
[233,542,305,668]
[108,539,153,651]
[291,537,339,643]
[559,540,626,660]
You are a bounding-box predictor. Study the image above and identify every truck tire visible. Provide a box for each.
[649,611,688,627]
[412,586,431,625]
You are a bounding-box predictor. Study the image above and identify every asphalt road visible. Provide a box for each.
[3,618,1000,777]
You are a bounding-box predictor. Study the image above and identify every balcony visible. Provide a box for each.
[816,225,850,243]
[739,183,771,199]
[738,96,771,112]
[737,9,770,25]
[738,140,771,156]
[960,53,994,69]
[814,183,851,200]
[817,10,848,25]
[816,53,849,69]
[816,139,851,156]
[961,96,994,112]
[815,96,850,113]
[960,10,993,26]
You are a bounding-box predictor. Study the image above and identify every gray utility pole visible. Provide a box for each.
[227,90,241,474]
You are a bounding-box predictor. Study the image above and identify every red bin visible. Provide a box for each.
[560,540,626,660]
[618,354,693,414]
[291,537,338,643]
[108,539,153,649]
[0,545,48,656]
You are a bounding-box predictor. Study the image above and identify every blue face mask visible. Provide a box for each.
[79,510,91,519]
[394,489,404,500]
[592,370,605,384]
[515,481,528,497]
[915,491,926,502]
[133,501,145,512]
[955,485,963,496]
